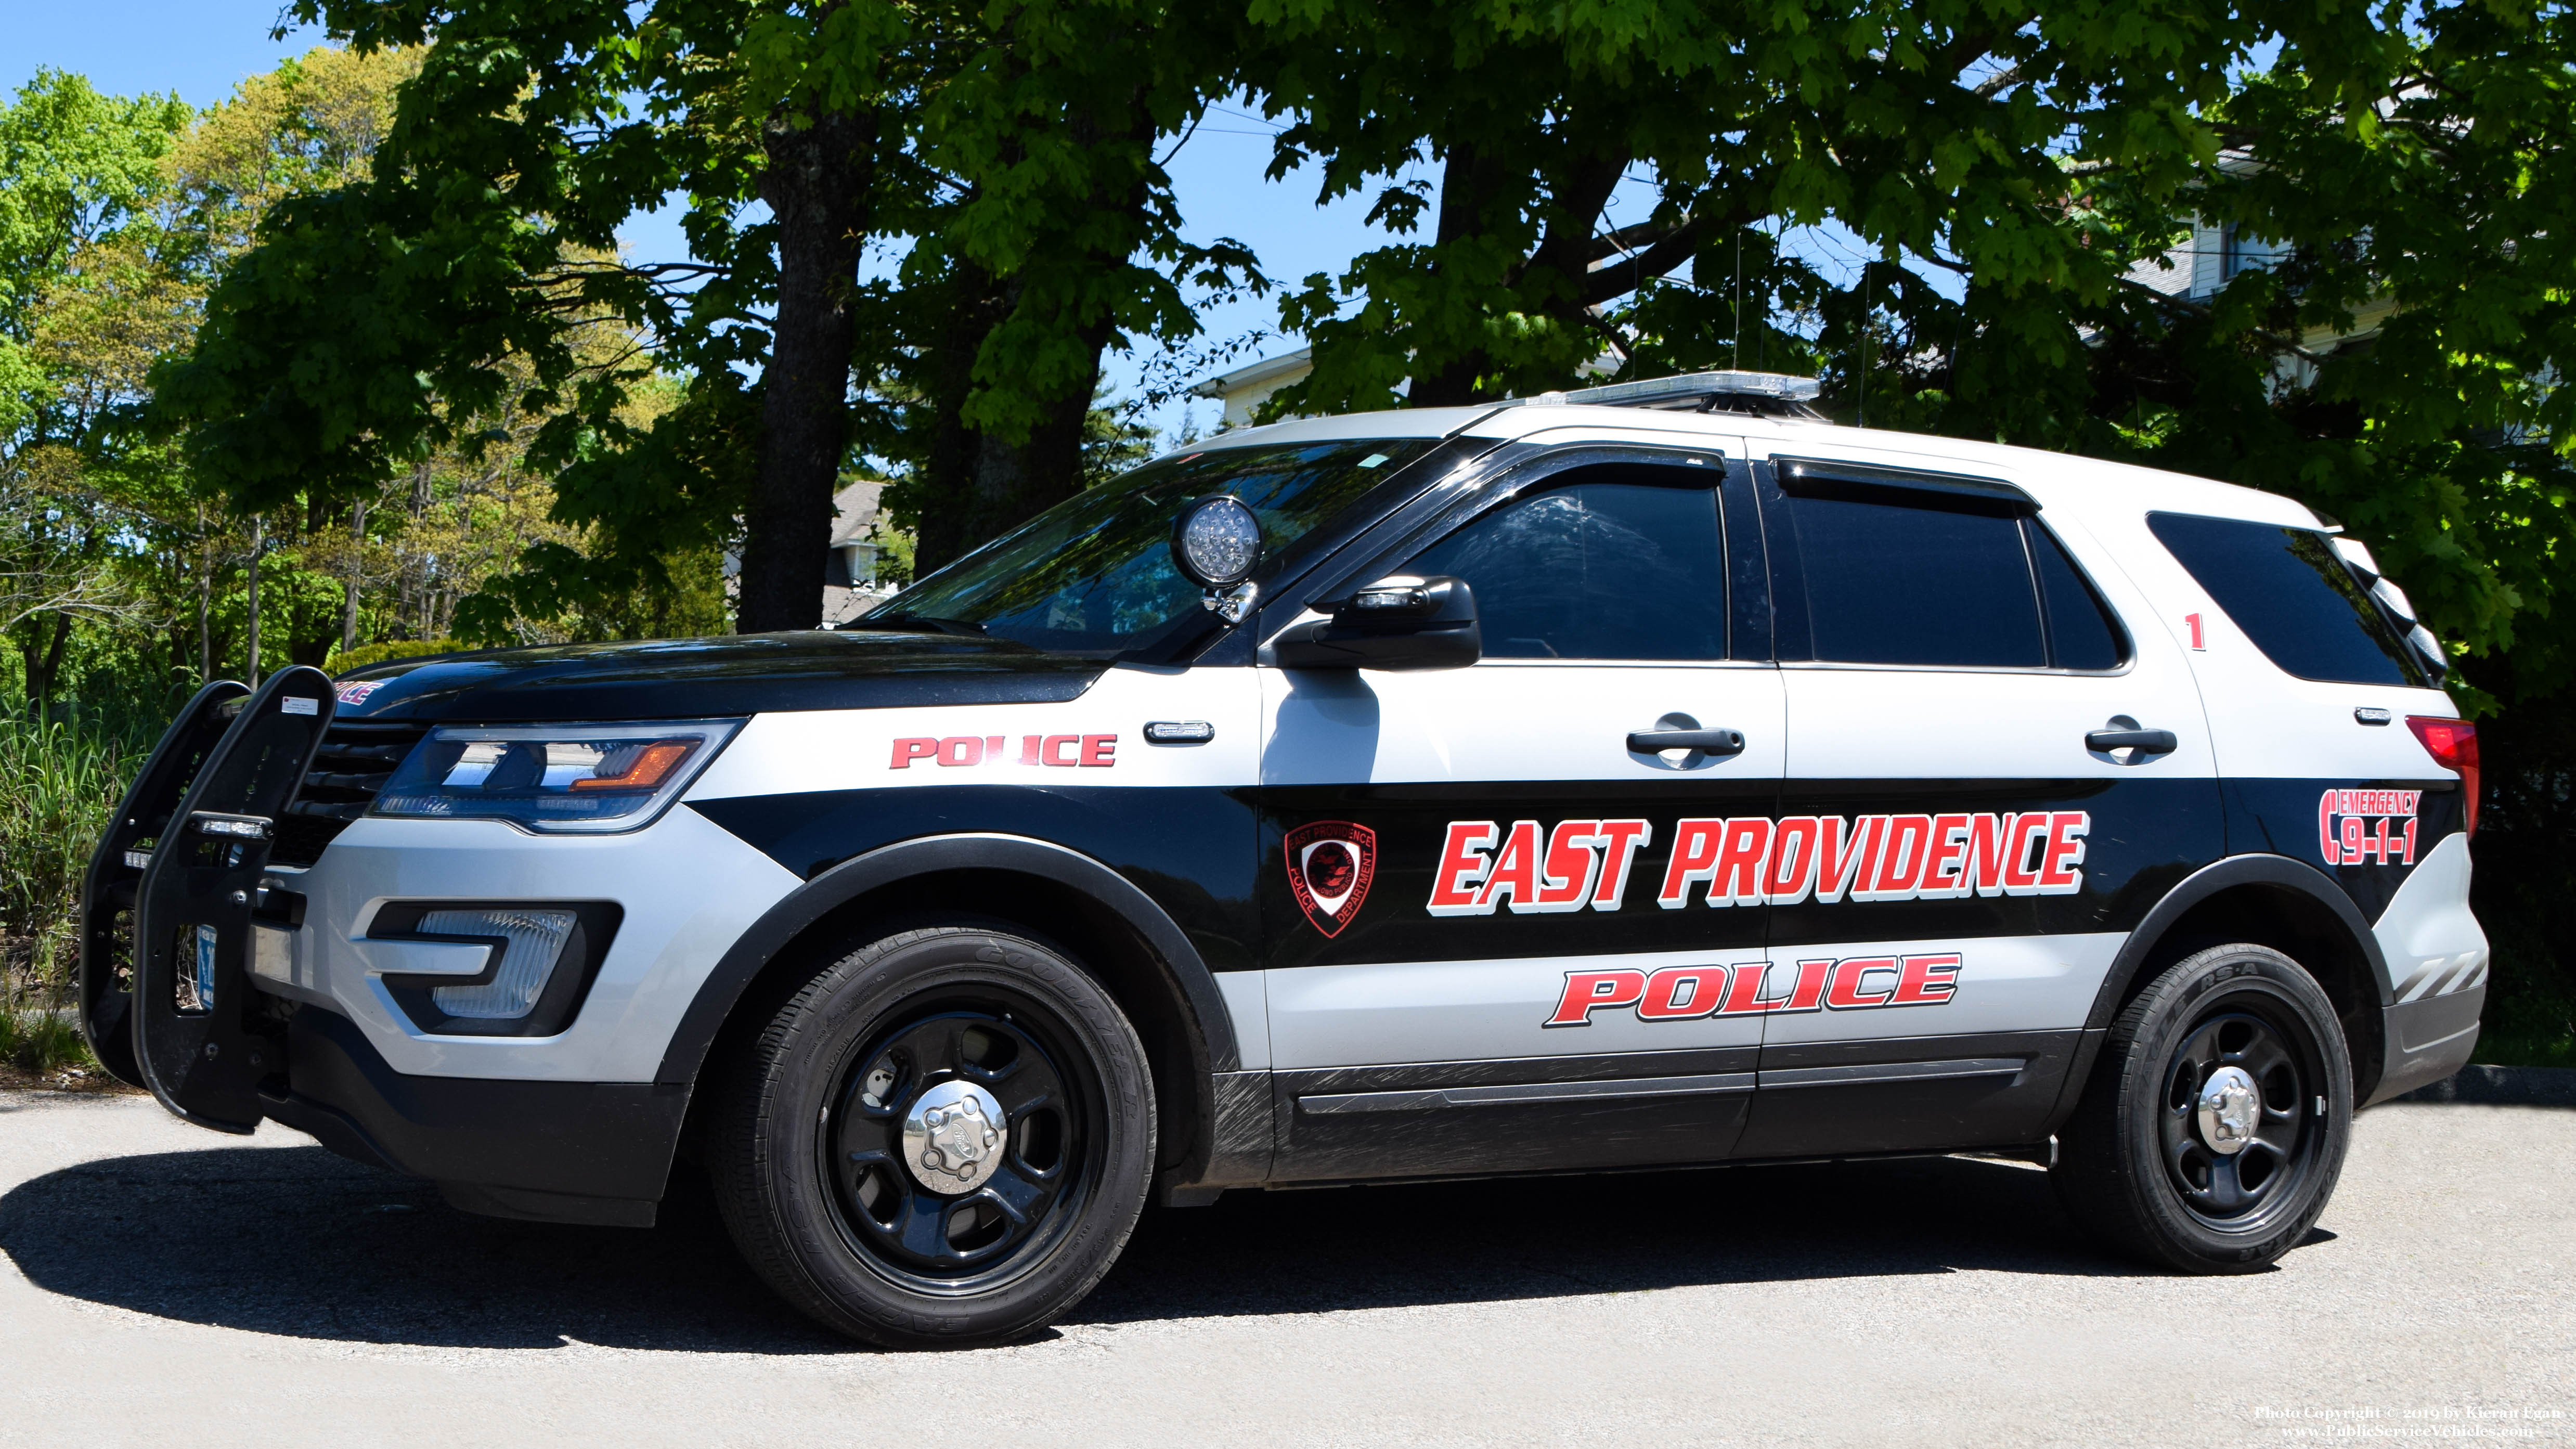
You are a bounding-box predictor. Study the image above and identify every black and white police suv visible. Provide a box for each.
[80,370,2488,1346]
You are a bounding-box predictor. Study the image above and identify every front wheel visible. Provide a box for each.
[2052,943,2353,1274]
[709,925,1156,1347]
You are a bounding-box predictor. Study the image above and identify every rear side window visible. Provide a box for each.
[2148,513,2424,686]
[1406,465,1725,659]
[1777,476,2127,669]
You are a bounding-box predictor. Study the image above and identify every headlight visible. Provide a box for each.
[372,719,742,833]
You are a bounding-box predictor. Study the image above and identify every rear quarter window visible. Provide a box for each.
[2147,512,2425,687]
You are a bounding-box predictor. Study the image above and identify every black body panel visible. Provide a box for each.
[338,631,1104,723]
[1257,777,1781,970]
[1765,775,2223,949]
[1736,1028,2080,1159]
[1271,1046,1759,1182]
[689,785,1262,974]
[263,1006,684,1227]
[2221,775,2465,925]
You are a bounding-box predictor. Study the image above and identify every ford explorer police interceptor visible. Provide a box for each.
[78,370,2489,1348]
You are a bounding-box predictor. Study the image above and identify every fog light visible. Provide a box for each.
[416,908,576,1018]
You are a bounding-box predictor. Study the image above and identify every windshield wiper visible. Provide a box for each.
[841,611,989,637]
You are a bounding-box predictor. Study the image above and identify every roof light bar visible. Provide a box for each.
[1511,369,1823,410]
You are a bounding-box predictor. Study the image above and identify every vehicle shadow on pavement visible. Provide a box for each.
[0,1143,2138,1352]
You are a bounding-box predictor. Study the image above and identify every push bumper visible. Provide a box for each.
[260,1005,688,1226]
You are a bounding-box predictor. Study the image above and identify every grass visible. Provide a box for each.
[0,709,153,1091]
[0,1007,109,1088]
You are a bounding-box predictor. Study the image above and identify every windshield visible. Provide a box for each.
[863,438,1436,654]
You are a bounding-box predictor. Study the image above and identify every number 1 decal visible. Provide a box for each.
[2185,612,2205,650]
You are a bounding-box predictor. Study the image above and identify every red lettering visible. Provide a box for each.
[2401,817,2418,865]
[1889,953,1962,1006]
[1532,821,1602,911]
[1477,821,1545,911]
[1546,969,1648,1027]
[2340,814,2364,861]
[892,738,938,769]
[1658,819,1728,909]
[1777,958,1832,1012]
[1590,821,1653,910]
[2317,789,2341,865]
[1019,735,1042,765]
[1637,965,1724,1020]
[1711,818,1772,907]
[2039,812,2089,891]
[1764,817,1821,904]
[1815,816,1876,903]
[1427,823,1499,916]
[1919,813,1973,899]
[1080,734,1116,767]
[1043,735,1082,767]
[1826,957,1899,1010]
[1867,814,1935,899]
[1720,959,1796,1014]
[2003,812,2051,894]
[937,736,983,767]
[1965,813,2012,897]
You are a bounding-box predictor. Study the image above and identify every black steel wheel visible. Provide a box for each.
[2054,942,2352,1273]
[824,998,1096,1286]
[710,925,1155,1347]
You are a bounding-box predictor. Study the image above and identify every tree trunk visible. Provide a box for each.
[340,499,367,657]
[1407,142,1511,409]
[245,514,264,689]
[737,104,879,633]
[912,258,1012,575]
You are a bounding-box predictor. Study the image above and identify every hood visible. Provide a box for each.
[334,631,1104,723]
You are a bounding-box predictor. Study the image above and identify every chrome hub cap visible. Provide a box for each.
[2195,1064,2262,1156]
[901,1079,1008,1193]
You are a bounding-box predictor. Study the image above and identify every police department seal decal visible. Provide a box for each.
[1285,821,1376,937]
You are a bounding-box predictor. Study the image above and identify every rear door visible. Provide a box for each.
[1739,448,2223,1159]
[1257,442,1788,1180]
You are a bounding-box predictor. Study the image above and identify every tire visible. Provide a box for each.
[2052,942,2353,1274]
[709,924,1156,1348]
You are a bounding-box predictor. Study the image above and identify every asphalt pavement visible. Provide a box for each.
[1,1089,2568,1447]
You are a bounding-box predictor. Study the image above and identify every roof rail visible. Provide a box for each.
[1505,369,1823,418]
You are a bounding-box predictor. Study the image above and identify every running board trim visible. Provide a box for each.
[1299,1071,1756,1115]
[1756,1057,2026,1089]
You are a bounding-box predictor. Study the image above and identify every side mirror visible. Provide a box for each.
[1267,575,1482,671]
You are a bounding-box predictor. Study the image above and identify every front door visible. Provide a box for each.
[1255,445,1790,1181]
[1737,446,2224,1158]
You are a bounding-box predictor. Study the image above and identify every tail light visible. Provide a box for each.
[2405,717,2479,836]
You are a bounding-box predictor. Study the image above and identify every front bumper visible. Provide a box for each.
[262,1005,688,1225]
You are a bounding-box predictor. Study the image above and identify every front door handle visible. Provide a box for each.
[2086,723,2178,755]
[1628,727,1745,756]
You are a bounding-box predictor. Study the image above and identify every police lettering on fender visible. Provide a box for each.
[1427,810,2089,915]
[1546,953,1964,1027]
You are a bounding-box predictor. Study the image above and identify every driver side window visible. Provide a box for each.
[1405,463,1727,661]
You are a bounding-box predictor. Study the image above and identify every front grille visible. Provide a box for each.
[271,720,432,867]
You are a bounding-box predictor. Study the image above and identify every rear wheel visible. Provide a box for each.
[2052,942,2352,1273]
[710,925,1155,1347]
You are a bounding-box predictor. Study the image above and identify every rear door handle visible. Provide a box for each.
[1628,728,1745,756]
[2086,726,2178,755]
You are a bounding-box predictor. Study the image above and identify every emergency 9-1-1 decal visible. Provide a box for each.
[2318,788,2421,866]
[1428,811,2089,916]
[1546,953,1963,1027]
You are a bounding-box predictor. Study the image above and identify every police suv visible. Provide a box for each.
[80,370,2488,1347]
